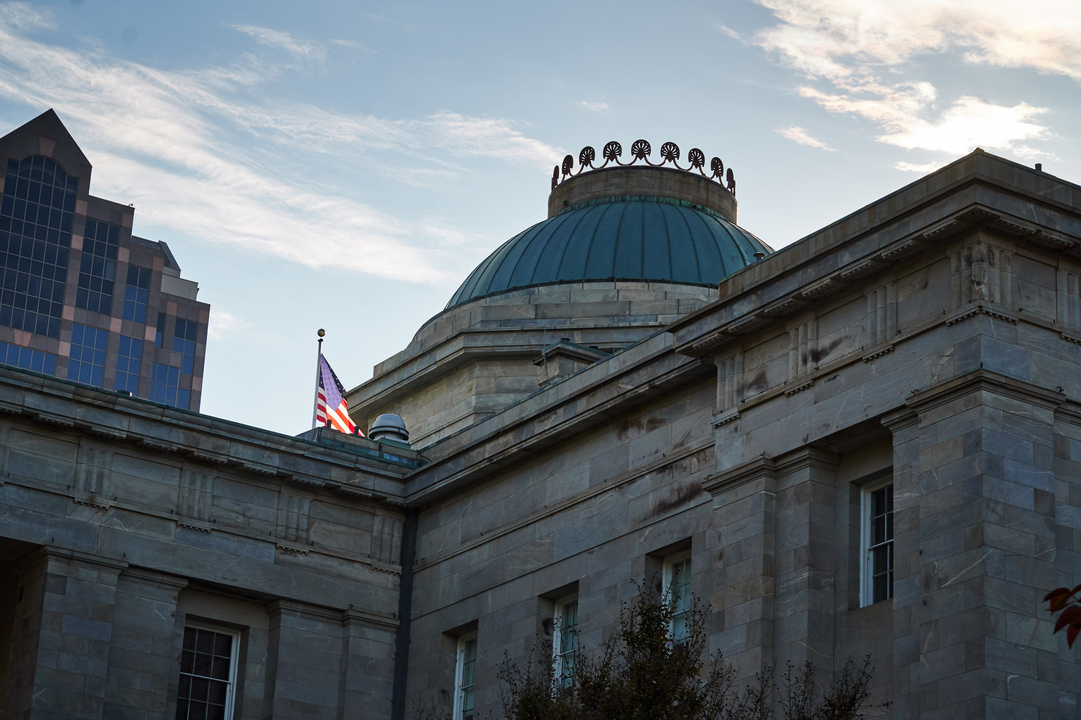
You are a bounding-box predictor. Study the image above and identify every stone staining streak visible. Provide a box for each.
[371,514,403,567]
[865,283,896,360]
[952,241,1013,307]
[1059,269,1081,342]
[786,319,816,395]
[72,445,111,507]
[276,492,311,550]
[715,351,743,418]
[177,469,214,530]
[0,425,8,484]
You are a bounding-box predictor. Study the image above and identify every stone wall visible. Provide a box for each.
[0,372,412,720]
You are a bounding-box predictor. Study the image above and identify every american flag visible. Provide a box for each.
[316,355,360,435]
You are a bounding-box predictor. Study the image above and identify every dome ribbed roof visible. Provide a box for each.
[446,196,771,309]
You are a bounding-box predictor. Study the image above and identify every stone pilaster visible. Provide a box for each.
[339,608,399,719]
[890,370,1063,718]
[769,448,840,671]
[104,569,187,719]
[704,455,777,676]
[6,548,126,720]
[265,600,345,720]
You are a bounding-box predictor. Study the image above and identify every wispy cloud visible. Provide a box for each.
[207,309,252,340]
[231,25,327,63]
[776,125,835,150]
[0,4,561,284]
[577,100,609,112]
[894,160,944,174]
[716,24,743,42]
[753,0,1079,157]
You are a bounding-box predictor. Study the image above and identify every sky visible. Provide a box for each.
[0,0,1079,436]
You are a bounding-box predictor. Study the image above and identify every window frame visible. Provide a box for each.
[175,621,240,720]
[662,549,692,642]
[552,595,578,690]
[453,632,478,720]
[860,477,894,607]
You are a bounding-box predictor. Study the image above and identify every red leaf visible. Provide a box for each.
[1067,623,1081,648]
[1046,588,1071,612]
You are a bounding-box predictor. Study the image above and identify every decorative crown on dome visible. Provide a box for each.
[552,139,736,195]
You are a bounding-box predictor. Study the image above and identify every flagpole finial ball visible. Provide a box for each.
[318,329,325,338]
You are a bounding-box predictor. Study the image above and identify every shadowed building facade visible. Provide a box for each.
[0,111,209,411]
[0,136,1079,720]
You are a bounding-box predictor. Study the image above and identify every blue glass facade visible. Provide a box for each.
[174,317,197,375]
[0,156,76,337]
[68,322,108,387]
[77,218,119,314]
[0,339,56,375]
[115,335,142,394]
[123,265,150,323]
[150,361,189,409]
[0,111,209,411]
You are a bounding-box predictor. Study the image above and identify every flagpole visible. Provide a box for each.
[312,328,325,429]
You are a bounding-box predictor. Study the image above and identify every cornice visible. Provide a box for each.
[702,447,840,498]
[672,204,1081,361]
[0,368,413,504]
[905,368,1067,417]
[404,342,711,505]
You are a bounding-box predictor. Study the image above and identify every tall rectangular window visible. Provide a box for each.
[861,480,894,606]
[176,624,239,720]
[123,265,151,323]
[115,335,142,395]
[150,362,189,409]
[155,312,166,347]
[552,597,578,690]
[663,551,692,643]
[0,339,56,376]
[173,317,198,374]
[0,155,76,338]
[454,634,477,720]
[67,322,107,387]
[76,219,119,315]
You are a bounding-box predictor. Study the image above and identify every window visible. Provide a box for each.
[76,219,118,314]
[150,362,189,409]
[861,480,894,606]
[176,623,239,720]
[0,339,56,375]
[155,312,166,347]
[454,633,477,720]
[67,322,107,387]
[123,265,151,323]
[663,551,692,643]
[115,335,142,394]
[552,597,578,690]
[0,155,76,338]
[173,317,198,374]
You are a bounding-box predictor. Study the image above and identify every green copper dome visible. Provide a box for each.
[446,195,771,310]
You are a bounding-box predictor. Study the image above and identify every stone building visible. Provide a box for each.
[0,111,210,411]
[0,139,1079,720]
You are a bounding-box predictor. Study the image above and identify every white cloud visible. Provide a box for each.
[231,25,327,63]
[0,4,561,284]
[0,1,52,32]
[207,309,252,340]
[415,112,562,166]
[752,0,1078,157]
[577,100,609,112]
[776,125,835,150]
[894,160,944,173]
[878,96,1046,154]
[716,24,742,42]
